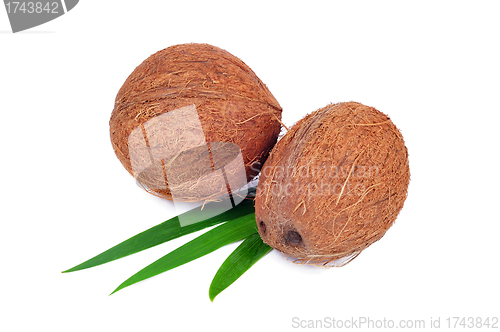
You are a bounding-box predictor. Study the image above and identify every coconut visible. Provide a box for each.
[110,43,282,202]
[255,102,410,265]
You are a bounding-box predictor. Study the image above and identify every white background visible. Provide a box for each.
[1,1,499,331]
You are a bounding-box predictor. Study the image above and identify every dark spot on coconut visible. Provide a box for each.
[259,220,266,233]
[284,230,302,245]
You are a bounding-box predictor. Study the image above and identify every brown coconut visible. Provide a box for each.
[110,43,282,202]
[255,102,410,265]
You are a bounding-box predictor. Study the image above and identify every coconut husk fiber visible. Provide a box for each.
[255,102,410,266]
[110,43,282,202]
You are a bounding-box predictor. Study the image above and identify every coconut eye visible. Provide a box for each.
[284,230,302,245]
[258,221,267,234]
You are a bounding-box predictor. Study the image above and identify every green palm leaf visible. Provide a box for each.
[63,189,256,273]
[110,213,258,295]
[209,232,272,301]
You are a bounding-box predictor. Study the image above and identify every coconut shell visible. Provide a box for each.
[255,102,410,265]
[110,43,282,202]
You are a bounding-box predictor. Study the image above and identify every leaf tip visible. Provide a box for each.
[61,267,75,273]
[110,280,129,295]
[209,287,219,302]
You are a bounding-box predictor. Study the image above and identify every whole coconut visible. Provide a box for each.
[110,43,282,202]
[255,102,410,265]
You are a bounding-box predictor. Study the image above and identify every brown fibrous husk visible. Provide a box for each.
[109,43,282,202]
[255,102,410,266]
